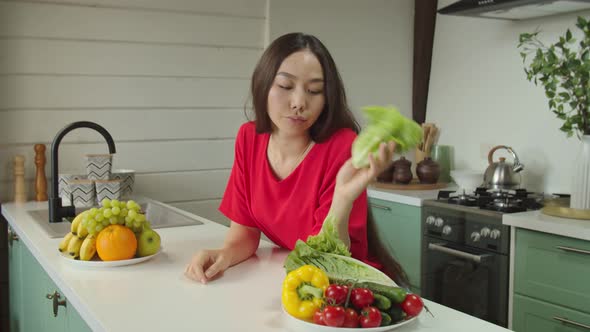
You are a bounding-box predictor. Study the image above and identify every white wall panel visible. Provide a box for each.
[11,0,267,18]
[0,76,250,109]
[0,39,260,78]
[0,139,235,181]
[0,2,264,48]
[0,109,247,144]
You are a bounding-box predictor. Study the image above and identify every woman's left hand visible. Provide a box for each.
[335,141,396,203]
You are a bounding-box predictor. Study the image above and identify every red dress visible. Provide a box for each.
[219,122,378,266]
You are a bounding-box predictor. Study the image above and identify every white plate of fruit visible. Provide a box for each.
[58,199,162,267]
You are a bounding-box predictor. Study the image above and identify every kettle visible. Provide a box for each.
[483,145,524,190]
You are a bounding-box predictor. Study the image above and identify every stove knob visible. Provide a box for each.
[442,225,452,235]
[434,217,444,227]
[470,232,481,242]
[426,216,436,225]
[490,229,501,239]
[480,227,491,238]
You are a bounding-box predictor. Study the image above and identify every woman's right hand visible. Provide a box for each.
[185,249,232,284]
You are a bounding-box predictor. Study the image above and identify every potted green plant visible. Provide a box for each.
[518,16,590,210]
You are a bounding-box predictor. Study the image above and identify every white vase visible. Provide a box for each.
[570,135,590,210]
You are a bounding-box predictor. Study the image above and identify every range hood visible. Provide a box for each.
[438,0,590,20]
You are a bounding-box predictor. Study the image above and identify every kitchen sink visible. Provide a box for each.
[28,198,204,238]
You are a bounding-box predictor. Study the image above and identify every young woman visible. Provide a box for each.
[185,33,408,287]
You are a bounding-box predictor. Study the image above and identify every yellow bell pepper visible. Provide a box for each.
[281,265,330,321]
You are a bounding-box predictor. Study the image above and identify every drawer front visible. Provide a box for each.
[368,198,421,288]
[513,294,590,332]
[514,229,590,313]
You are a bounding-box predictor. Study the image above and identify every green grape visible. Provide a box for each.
[125,220,133,228]
[136,214,146,223]
[144,221,151,229]
[111,206,121,216]
[125,216,133,223]
[101,219,109,227]
[88,220,97,229]
[133,221,141,228]
[86,225,95,235]
[95,225,103,232]
[110,199,120,208]
[95,214,104,222]
[109,217,118,225]
[101,198,111,208]
[103,209,113,218]
[120,208,128,217]
[81,218,88,227]
[117,216,126,225]
[127,210,137,220]
[88,208,98,217]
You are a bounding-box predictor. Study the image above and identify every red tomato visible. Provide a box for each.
[323,306,345,327]
[324,284,349,306]
[401,294,424,317]
[359,306,382,328]
[342,308,360,328]
[351,288,374,309]
[313,310,325,325]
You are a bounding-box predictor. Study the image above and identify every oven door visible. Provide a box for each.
[421,237,508,327]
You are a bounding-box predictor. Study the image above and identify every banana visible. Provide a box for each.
[77,220,89,239]
[67,235,84,259]
[79,234,97,261]
[70,212,85,235]
[58,232,75,252]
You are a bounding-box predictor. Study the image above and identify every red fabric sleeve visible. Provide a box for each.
[218,124,256,228]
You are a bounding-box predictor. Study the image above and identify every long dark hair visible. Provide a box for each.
[248,32,358,142]
[248,32,410,287]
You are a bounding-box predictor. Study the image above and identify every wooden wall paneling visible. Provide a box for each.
[0,2,264,48]
[0,139,235,182]
[412,0,438,124]
[0,109,247,144]
[0,76,250,109]
[0,39,261,78]
[134,170,230,202]
[170,199,230,226]
[10,0,267,18]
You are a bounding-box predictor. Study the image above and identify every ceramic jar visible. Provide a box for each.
[377,163,395,183]
[416,157,440,184]
[392,157,413,184]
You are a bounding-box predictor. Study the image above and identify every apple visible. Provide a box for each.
[136,228,161,257]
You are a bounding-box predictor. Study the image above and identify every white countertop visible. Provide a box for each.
[367,185,456,207]
[2,199,511,332]
[503,210,590,241]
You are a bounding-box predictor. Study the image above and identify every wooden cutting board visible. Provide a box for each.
[372,179,448,191]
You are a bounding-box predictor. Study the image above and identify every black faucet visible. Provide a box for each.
[49,121,116,223]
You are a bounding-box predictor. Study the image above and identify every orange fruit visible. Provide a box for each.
[96,225,137,261]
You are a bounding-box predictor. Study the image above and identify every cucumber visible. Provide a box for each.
[380,311,392,326]
[389,304,407,324]
[354,281,408,304]
[372,293,392,311]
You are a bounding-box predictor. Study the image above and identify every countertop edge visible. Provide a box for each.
[367,189,423,206]
[503,211,590,241]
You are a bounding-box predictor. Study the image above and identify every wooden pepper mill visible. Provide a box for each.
[34,144,48,201]
[14,155,27,203]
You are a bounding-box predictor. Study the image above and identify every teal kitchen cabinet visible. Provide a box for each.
[368,197,421,293]
[7,227,23,332]
[512,228,590,332]
[7,226,91,332]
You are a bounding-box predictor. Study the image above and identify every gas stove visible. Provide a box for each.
[436,187,544,213]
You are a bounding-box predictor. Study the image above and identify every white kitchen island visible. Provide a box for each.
[2,200,511,332]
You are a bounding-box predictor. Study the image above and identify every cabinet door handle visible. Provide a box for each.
[7,227,19,246]
[46,291,67,317]
[553,316,590,330]
[369,203,391,211]
[556,245,590,256]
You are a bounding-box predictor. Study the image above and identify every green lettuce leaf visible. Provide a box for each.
[351,105,422,168]
[305,214,351,257]
[284,240,394,286]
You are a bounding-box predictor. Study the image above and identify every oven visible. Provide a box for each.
[420,203,510,327]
